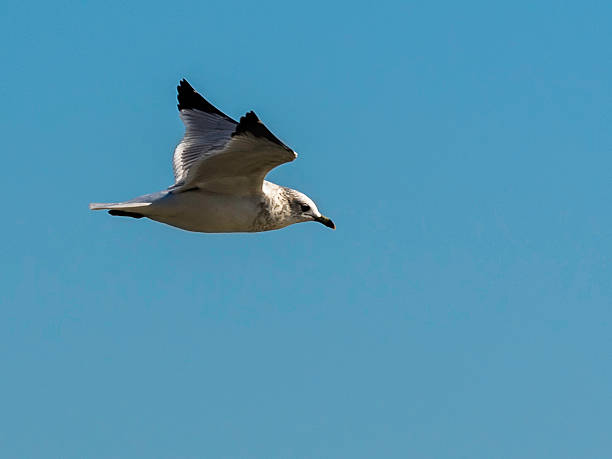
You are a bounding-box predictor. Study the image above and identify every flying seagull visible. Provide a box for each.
[90,79,335,233]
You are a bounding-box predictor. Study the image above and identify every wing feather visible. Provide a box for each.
[172,80,237,183]
[171,80,297,195]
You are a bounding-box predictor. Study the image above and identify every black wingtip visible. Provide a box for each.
[232,111,292,151]
[233,111,260,134]
[108,210,143,219]
[176,79,234,121]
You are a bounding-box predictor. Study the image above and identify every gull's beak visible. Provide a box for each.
[314,215,336,230]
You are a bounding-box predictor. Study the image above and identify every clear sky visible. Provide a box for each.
[2,1,611,457]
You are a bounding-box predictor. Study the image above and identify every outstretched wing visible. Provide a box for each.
[172,79,237,184]
[172,80,297,195]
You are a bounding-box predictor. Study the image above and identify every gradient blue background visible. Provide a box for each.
[2,1,611,457]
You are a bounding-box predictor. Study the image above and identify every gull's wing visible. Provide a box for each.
[172,80,297,195]
[172,79,237,184]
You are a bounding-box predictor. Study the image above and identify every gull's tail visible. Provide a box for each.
[89,201,152,219]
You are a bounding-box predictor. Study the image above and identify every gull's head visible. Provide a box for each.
[284,189,335,230]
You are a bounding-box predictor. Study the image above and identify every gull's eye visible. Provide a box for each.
[300,204,310,212]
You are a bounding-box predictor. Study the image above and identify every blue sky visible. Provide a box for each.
[2,1,611,457]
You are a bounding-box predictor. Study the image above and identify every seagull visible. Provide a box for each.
[90,79,335,233]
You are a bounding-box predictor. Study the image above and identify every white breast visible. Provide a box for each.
[144,189,264,233]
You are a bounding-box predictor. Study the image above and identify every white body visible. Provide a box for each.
[149,189,264,233]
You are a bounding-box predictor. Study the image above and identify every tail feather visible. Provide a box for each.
[89,202,152,211]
